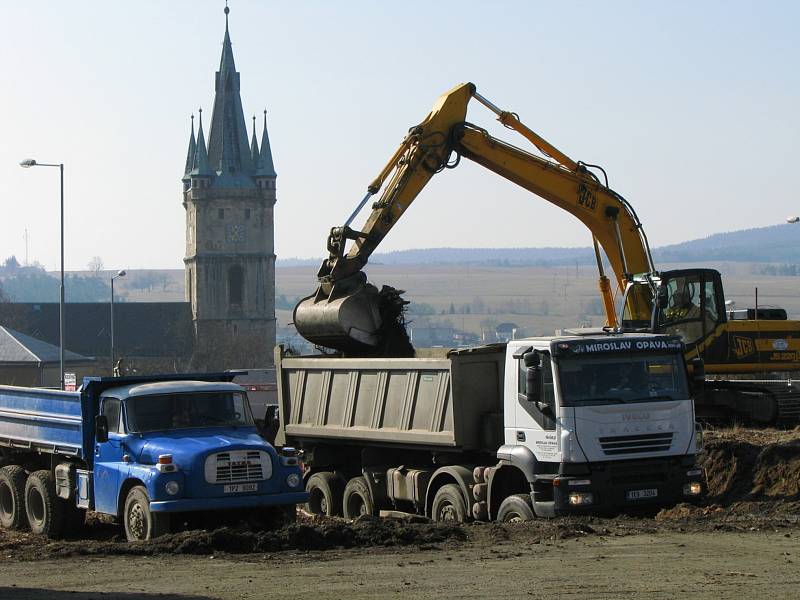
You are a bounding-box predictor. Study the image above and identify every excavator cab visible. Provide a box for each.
[652,269,726,354]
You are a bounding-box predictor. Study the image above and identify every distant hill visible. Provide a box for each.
[276,224,800,267]
[652,224,800,263]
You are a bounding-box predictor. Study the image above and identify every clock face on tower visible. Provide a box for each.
[226,223,246,243]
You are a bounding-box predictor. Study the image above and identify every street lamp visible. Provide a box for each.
[110,270,127,375]
[20,158,65,390]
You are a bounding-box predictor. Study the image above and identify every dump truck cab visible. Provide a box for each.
[500,333,702,515]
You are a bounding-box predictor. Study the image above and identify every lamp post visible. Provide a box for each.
[110,270,127,375]
[20,159,65,390]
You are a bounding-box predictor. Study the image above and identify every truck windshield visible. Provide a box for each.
[557,353,688,407]
[126,392,254,432]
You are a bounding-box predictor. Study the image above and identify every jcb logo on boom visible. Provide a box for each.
[732,335,755,359]
[577,184,597,210]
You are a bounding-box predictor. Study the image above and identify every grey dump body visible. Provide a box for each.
[275,345,505,450]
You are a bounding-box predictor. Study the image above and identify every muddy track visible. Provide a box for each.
[1,427,799,564]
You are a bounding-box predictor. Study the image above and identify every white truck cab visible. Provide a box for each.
[498,333,702,516]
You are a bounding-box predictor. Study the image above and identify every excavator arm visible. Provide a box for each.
[295,83,656,353]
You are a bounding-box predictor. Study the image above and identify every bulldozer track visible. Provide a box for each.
[698,380,800,427]
[772,388,800,426]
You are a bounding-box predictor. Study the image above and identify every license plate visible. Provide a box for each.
[224,483,258,494]
[626,488,658,500]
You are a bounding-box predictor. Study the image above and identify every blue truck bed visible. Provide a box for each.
[0,386,86,458]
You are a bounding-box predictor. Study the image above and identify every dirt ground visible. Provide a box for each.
[1,427,799,599]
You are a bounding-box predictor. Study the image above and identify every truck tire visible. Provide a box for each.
[0,465,27,530]
[342,476,374,519]
[24,470,65,537]
[123,486,170,542]
[306,472,344,517]
[431,484,468,523]
[496,493,535,523]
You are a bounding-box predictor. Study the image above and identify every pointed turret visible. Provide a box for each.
[250,115,260,167]
[183,114,196,179]
[191,108,213,176]
[258,109,277,177]
[207,4,254,177]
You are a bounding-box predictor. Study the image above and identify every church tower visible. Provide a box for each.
[182,5,277,369]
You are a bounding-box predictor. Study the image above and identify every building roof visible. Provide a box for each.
[0,303,193,358]
[0,326,92,365]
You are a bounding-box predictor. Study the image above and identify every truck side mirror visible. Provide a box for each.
[524,353,541,403]
[690,357,705,385]
[526,369,540,404]
[523,352,540,368]
[657,287,669,309]
[95,415,109,444]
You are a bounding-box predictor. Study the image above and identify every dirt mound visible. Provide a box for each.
[23,516,465,560]
[700,430,800,504]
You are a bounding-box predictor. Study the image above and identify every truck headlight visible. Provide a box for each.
[683,482,702,496]
[568,492,594,506]
[165,481,180,496]
[286,473,301,488]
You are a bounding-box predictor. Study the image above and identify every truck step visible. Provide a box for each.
[532,500,555,518]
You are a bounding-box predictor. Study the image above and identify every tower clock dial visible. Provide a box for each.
[226,223,245,243]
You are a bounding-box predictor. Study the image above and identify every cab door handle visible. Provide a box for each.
[516,431,526,442]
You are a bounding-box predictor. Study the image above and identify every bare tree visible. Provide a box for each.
[87,256,104,277]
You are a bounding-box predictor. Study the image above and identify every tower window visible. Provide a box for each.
[218,208,224,219]
[228,265,244,309]
[245,209,251,220]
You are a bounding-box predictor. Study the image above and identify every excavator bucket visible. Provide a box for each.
[293,272,414,356]
[294,273,382,352]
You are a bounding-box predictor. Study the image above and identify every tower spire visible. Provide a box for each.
[207,1,253,177]
[183,114,196,178]
[258,109,277,177]
[250,115,260,166]
[191,107,212,176]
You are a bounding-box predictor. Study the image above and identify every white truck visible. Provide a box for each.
[275,332,704,521]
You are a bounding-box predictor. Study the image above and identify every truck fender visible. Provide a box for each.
[486,463,531,521]
[424,465,475,519]
[117,477,146,518]
[495,444,540,483]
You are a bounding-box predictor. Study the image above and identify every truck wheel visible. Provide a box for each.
[124,486,170,542]
[431,484,467,523]
[497,494,535,523]
[342,476,374,519]
[0,465,27,530]
[24,470,65,537]
[306,472,344,517]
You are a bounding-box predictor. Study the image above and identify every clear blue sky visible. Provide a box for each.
[1,1,798,270]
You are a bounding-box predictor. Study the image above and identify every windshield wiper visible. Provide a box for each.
[572,397,625,405]
[627,394,676,403]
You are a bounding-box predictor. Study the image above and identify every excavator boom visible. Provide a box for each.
[294,82,655,354]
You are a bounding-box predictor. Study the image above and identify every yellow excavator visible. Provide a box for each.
[294,82,800,424]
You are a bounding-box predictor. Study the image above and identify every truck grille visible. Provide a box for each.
[598,432,673,455]
[204,450,272,484]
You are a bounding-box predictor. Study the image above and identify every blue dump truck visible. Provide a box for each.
[0,373,307,542]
